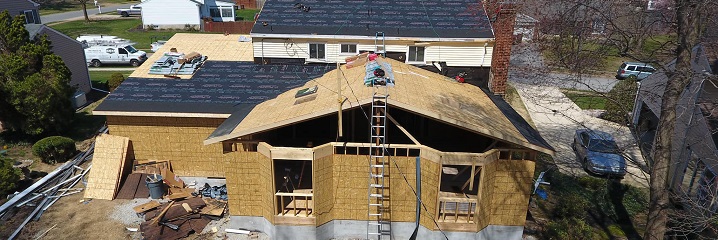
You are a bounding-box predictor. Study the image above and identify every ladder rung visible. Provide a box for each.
[371,165,385,168]
[369,213,382,216]
[372,116,385,118]
[371,156,385,158]
[371,135,385,138]
[368,232,391,235]
[371,174,383,178]
[370,194,383,198]
[370,184,383,188]
[372,126,385,128]
[369,203,382,206]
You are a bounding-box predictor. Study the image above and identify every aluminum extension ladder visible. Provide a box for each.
[375,32,386,56]
[367,90,390,239]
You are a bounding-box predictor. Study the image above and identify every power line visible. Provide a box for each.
[339,65,450,240]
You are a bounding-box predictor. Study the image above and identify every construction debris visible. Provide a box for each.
[138,197,221,240]
[196,183,228,201]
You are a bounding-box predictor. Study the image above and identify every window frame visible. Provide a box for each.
[220,7,233,18]
[209,7,221,18]
[407,46,426,63]
[340,43,358,55]
[23,10,37,24]
[308,43,326,60]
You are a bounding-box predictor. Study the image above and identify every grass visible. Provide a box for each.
[89,71,132,84]
[235,9,259,21]
[50,19,191,50]
[39,0,135,15]
[562,89,607,110]
[531,154,649,239]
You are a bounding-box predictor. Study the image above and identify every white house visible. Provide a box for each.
[138,0,235,30]
[250,0,495,68]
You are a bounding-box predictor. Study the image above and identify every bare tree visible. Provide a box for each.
[518,0,718,239]
[79,0,90,23]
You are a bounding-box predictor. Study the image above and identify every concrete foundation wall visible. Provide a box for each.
[230,216,524,240]
[107,116,226,177]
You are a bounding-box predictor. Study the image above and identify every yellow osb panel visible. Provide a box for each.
[130,33,254,79]
[218,57,546,153]
[225,151,267,217]
[107,116,226,177]
[483,160,535,227]
[314,155,334,226]
[84,134,130,200]
[420,158,440,230]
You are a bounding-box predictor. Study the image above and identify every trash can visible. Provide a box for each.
[146,175,165,199]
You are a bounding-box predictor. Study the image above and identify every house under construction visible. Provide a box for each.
[92,32,553,239]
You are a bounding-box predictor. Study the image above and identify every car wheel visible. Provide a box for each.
[130,59,140,67]
[583,158,589,171]
[121,12,129,17]
[91,60,102,67]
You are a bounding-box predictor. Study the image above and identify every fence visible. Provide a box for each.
[204,21,254,34]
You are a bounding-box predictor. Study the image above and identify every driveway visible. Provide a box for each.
[509,45,649,187]
[41,3,134,24]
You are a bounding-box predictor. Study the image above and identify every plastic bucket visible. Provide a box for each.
[146,175,165,199]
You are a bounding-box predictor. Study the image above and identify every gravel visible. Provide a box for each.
[108,198,154,226]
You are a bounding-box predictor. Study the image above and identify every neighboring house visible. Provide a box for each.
[250,0,520,94]
[92,33,553,239]
[138,0,236,30]
[631,45,718,208]
[0,0,41,24]
[1,0,91,108]
[514,14,539,43]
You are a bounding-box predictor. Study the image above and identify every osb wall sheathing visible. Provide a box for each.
[314,154,334,226]
[419,158,440,231]
[84,134,130,200]
[477,160,535,230]
[106,116,226,177]
[225,150,274,223]
[331,154,437,224]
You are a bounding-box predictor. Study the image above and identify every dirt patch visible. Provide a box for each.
[16,193,136,240]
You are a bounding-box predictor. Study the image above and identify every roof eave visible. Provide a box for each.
[93,110,231,119]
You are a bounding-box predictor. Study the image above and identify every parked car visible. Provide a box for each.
[616,62,656,80]
[572,129,627,177]
[85,45,147,67]
[117,5,141,17]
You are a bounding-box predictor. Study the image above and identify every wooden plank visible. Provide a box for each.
[270,147,314,160]
[133,201,161,214]
[116,173,142,199]
[386,113,421,145]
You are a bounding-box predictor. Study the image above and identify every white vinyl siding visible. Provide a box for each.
[425,46,493,67]
[253,38,493,67]
[139,0,201,28]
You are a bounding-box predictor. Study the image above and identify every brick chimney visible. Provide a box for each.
[485,1,518,95]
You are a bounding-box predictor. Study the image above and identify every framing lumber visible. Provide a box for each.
[84,134,131,200]
[386,113,421,145]
[461,167,481,192]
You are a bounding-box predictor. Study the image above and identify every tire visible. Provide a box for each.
[91,60,102,67]
[130,59,140,67]
[121,12,129,17]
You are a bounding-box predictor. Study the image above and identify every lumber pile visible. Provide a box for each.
[84,134,131,200]
[135,197,227,240]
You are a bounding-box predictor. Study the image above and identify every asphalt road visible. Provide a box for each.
[509,44,649,187]
[41,3,134,24]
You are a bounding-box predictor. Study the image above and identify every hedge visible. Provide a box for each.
[32,136,77,164]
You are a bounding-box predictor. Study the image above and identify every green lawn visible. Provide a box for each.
[562,89,607,110]
[235,9,259,21]
[51,19,185,50]
[39,0,136,15]
[89,71,133,91]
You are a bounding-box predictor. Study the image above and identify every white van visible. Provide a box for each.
[85,45,148,67]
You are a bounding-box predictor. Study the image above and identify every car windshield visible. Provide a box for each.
[588,139,619,153]
[125,45,138,53]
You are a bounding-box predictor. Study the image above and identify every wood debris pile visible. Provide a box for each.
[134,197,227,240]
